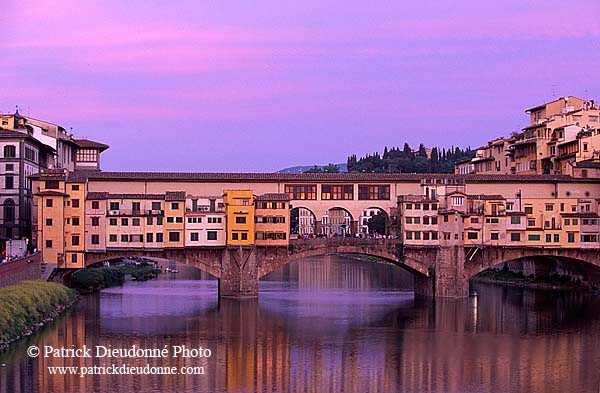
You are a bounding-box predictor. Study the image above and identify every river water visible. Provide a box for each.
[1,256,599,393]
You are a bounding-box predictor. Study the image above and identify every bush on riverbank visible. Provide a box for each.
[0,280,77,346]
[70,264,160,293]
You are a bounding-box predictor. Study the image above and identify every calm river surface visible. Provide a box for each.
[1,256,600,393]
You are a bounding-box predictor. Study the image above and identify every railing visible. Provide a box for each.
[186,206,225,213]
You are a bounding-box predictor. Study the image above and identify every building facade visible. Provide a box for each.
[0,111,107,243]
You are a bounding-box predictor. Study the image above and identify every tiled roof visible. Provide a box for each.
[256,193,290,201]
[467,194,505,200]
[36,190,68,197]
[87,192,165,200]
[36,171,599,184]
[575,160,600,169]
[165,191,186,201]
[73,139,109,151]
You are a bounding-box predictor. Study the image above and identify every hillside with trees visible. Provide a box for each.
[347,143,474,173]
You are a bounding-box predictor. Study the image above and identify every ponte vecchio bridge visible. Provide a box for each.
[34,171,600,298]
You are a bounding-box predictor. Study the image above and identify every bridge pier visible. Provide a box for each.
[219,247,259,298]
[414,246,468,298]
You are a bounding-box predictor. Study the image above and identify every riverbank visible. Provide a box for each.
[0,280,78,351]
[71,264,161,294]
[472,269,597,292]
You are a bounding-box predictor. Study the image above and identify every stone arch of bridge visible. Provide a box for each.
[259,245,430,279]
[466,247,600,285]
[84,248,224,278]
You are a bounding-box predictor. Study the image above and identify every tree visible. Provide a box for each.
[367,211,387,234]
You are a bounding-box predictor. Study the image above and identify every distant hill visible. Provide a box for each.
[277,163,348,173]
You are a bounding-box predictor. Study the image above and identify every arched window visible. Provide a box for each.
[3,145,16,158]
[4,199,15,223]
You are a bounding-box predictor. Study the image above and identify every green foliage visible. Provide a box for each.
[347,143,475,173]
[367,211,387,234]
[70,264,160,293]
[0,281,76,345]
[304,163,340,173]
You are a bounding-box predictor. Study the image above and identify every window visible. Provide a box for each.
[109,218,117,226]
[46,218,53,226]
[358,185,390,200]
[191,232,199,241]
[451,197,463,206]
[406,217,413,224]
[568,233,575,243]
[91,201,100,209]
[207,231,217,240]
[431,232,438,240]
[241,233,248,240]
[583,143,589,152]
[467,232,478,240]
[232,233,239,240]
[573,219,578,225]
[524,206,533,214]
[156,233,163,242]
[423,232,430,240]
[72,217,80,226]
[157,217,163,225]
[147,217,153,225]
[545,204,553,211]
[431,204,438,210]
[76,149,97,162]
[91,235,100,245]
[72,185,79,191]
[132,202,140,212]
[414,217,420,224]
[321,185,354,200]
[564,219,570,225]
[506,203,514,211]
[528,219,535,227]
[46,240,53,248]
[510,233,521,242]
[431,217,438,225]
[132,218,140,226]
[175,217,183,223]
[71,254,77,264]
[167,217,174,223]
[236,216,247,224]
[3,145,16,158]
[5,176,13,189]
[70,199,79,208]
[5,164,13,171]
[121,234,128,242]
[72,235,80,246]
[46,199,53,207]
[528,234,540,241]
[168,232,180,242]
[423,217,429,225]
[285,184,317,200]
[110,202,119,211]
[146,233,153,243]
[471,217,479,224]
[152,202,161,210]
[405,231,413,240]
[510,216,521,225]
[491,232,499,240]
[546,234,552,242]
[406,204,412,210]
[171,202,179,210]
[121,218,128,226]
[414,232,421,240]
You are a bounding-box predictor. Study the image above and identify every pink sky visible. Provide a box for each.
[1,0,599,171]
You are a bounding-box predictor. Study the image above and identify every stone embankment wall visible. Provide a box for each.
[0,253,41,287]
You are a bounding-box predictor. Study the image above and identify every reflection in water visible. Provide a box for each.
[1,256,599,392]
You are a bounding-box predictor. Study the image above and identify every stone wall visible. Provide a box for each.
[0,253,41,287]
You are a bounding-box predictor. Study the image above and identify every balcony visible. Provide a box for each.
[186,205,225,213]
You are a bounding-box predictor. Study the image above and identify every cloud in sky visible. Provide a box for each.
[1,0,599,171]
